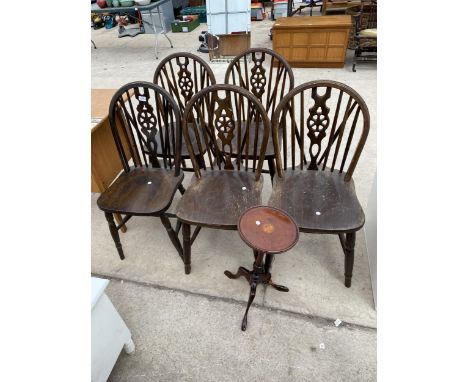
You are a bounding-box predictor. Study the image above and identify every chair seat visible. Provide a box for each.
[97,167,183,216]
[268,169,365,233]
[176,170,263,228]
[359,28,377,38]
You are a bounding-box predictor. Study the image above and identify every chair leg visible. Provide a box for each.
[178,183,186,195]
[182,223,191,274]
[196,154,206,169]
[160,214,183,260]
[267,156,276,184]
[175,220,182,235]
[104,212,125,260]
[343,232,356,288]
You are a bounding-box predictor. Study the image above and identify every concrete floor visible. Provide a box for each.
[92,12,376,382]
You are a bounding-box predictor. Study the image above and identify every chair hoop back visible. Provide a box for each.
[225,48,294,121]
[153,52,216,114]
[108,81,182,176]
[272,80,370,181]
[182,84,272,181]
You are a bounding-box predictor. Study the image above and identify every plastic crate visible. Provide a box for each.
[181,5,207,23]
[171,17,200,32]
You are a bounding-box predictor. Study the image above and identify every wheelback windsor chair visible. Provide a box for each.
[224,48,294,182]
[153,52,217,171]
[268,80,370,287]
[348,0,377,71]
[97,81,185,265]
[175,84,274,274]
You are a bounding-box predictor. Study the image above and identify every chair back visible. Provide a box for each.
[224,48,294,121]
[182,84,271,180]
[153,52,216,114]
[272,80,370,181]
[348,0,377,35]
[108,81,182,176]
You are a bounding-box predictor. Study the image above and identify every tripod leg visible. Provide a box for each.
[241,281,258,331]
[224,267,251,282]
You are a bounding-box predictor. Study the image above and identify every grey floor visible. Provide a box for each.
[92,13,377,382]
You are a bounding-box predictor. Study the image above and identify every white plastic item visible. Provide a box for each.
[91,278,135,382]
[135,0,151,5]
[273,3,288,19]
[206,0,251,35]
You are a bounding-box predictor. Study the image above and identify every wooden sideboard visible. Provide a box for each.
[272,15,352,68]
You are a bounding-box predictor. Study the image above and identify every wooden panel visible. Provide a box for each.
[309,32,328,45]
[292,33,309,45]
[329,31,347,44]
[91,89,132,193]
[275,33,290,46]
[92,89,117,119]
[291,47,309,60]
[327,47,346,60]
[219,34,251,57]
[309,47,327,60]
[91,119,124,192]
[276,47,290,58]
[273,15,352,28]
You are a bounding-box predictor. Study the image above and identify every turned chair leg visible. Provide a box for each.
[343,232,356,288]
[182,223,191,274]
[104,212,125,260]
[160,214,183,260]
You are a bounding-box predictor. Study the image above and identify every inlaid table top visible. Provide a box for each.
[238,206,299,254]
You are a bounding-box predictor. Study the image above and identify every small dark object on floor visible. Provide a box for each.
[198,31,209,53]
[118,26,144,38]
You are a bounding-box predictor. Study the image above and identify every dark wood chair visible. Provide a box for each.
[97,81,185,264]
[153,52,217,171]
[224,48,294,182]
[348,0,377,71]
[175,84,273,274]
[268,80,370,287]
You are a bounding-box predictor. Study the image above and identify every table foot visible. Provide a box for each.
[268,280,289,292]
[225,261,289,331]
[241,281,258,331]
[224,267,251,282]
